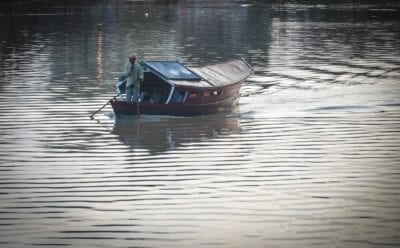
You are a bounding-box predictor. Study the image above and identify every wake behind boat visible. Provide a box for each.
[110,58,253,116]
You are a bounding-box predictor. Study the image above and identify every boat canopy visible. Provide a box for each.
[142,61,202,81]
[191,58,253,87]
[141,58,253,88]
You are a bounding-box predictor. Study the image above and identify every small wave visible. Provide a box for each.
[379,102,400,107]
[308,105,372,112]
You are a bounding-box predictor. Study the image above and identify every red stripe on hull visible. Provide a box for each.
[111,93,240,116]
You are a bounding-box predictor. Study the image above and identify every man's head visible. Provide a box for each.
[129,54,136,64]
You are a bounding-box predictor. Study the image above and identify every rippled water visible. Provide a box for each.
[1,0,400,247]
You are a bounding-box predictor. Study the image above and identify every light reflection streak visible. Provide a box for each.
[97,30,104,83]
[11,47,18,81]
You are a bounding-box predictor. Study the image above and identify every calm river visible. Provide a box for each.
[1,0,400,247]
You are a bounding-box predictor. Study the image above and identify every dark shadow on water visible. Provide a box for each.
[112,114,240,154]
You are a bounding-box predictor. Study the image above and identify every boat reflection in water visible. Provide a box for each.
[112,113,240,154]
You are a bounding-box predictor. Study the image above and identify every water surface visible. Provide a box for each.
[1,0,400,247]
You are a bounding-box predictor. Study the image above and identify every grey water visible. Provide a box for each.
[1,0,400,247]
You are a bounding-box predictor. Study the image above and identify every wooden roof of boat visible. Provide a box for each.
[142,58,253,88]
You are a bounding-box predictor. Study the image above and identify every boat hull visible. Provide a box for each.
[108,58,252,117]
[110,93,240,116]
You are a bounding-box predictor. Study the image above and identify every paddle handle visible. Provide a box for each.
[136,92,141,118]
[90,94,121,119]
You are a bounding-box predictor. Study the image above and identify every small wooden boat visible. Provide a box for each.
[110,58,253,116]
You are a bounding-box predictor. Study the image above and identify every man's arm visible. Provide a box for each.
[123,63,132,77]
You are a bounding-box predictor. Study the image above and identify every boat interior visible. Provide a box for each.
[140,71,172,104]
[116,71,173,104]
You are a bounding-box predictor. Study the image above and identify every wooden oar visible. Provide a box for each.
[136,93,141,119]
[90,93,120,119]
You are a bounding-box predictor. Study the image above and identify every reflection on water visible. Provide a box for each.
[113,115,240,154]
[1,0,400,247]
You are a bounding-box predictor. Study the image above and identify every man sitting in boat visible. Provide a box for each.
[123,54,144,102]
